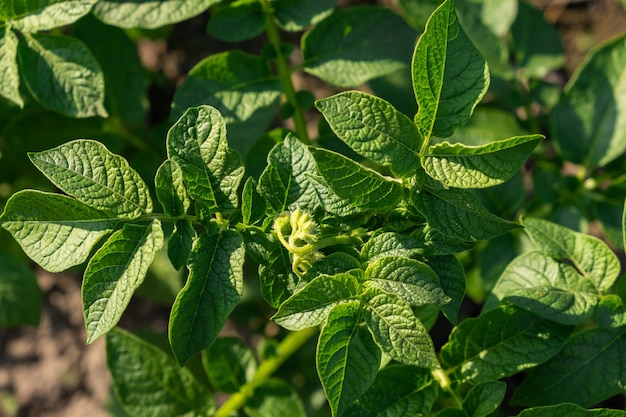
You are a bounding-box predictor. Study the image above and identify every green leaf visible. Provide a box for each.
[411,188,520,241]
[0,190,115,272]
[434,408,470,417]
[241,177,266,225]
[83,220,164,344]
[316,92,421,177]
[169,229,245,365]
[317,302,381,417]
[512,327,626,407]
[522,217,621,293]
[310,147,403,211]
[155,159,190,218]
[597,294,626,328]
[168,218,196,271]
[171,51,283,153]
[302,6,416,87]
[360,232,425,262]
[258,134,322,213]
[0,26,22,107]
[441,304,572,384]
[244,379,307,417]
[92,0,218,29]
[272,272,361,331]
[457,0,516,37]
[18,33,107,118]
[487,251,600,325]
[462,381,506,417]
[202,336,257,393]
[361,287,438,367]
[5,0,97,32]
[301,253,362,282]
[552,32,626,168]
[422,135,542,188]
[515,403,626,417]
[343,365,438,417]
[412,0,489,139]
[28,140,152,218]
[0,251,42,328]
[259,243,299,308]
[166,105,244,215]
[274,0,336,31]
[426,254,466,324]
[411,223,472,255]
[106,328,215,417]
[365,255,449,307]
[207,0,264,42]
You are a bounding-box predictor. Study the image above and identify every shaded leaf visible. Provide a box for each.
[206,0,264,42]
[0,252,42,328]
[274,0,336,31]
[515,403,626,417]
[463,381,506,417]
[202,336,257,393]
[0,26,22,107]
[244,379,307,417]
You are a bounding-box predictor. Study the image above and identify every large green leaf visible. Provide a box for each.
[258,134,322,213]
[302,6,416,87]
[171,51,283,153]
[412,0,489,139]
[274,0,336,31]
[83,220,163,344]
[552,32,626,168]
[0,190,115,272]
[361,287,438,367]
[316,91,421,177]
[0,251,42,328]
[310,147,403,211]
[515,404,626,417]
[317,302,381,417]
[0,26,21,107]
[155,159,190,218]
[106,328,215,417]
[92,0,218,29]
[166,105,244,215]
[28,140,152,218]
[513,327,626,407]
[441,304,572,383]
[272,272,361,331]
[18,33,107,118]
[422,135,542,188]
[343,365,438,417]
[3,0,97,31]
[169,229,245,365]
[202,336,257,393]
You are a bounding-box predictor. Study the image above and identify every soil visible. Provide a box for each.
[2,1,626,416]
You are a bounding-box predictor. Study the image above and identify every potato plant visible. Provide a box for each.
[1,1,626,416]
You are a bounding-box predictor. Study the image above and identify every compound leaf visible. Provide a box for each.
[0,190,115,272]
[0,26,21,107]
[5,0,97,32]
[83,220,164,344]
[169,229,245,365]
[28,139,152,218]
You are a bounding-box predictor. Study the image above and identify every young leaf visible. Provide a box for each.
[83,220,164,344]
[18,33,107,118]
[413,0,489,139]
[441,304,572,384]
[6,0,97,32]
[316,92,421,177]
[515,403,626,417]
[512,327,626,407]
[0,26,22,107]
[422,135,542,188]
[244,379,307,417]
[206,0,265,42]
[551,32,626,168]
[462,381,506,417]
[317,301,381,417]
[28,140,152,219]
[273,0,336,31]
[92,0,219,29]
[425,254,466,324]
[106,328,215,417]
[258,134,322,213]
[364,255,449,307]
[272,272,361,331]
[0,252,42,328]
[302,6,416,87]
[411,188,520,241]
[169,229,245,365]
[259,243,299,308]
[487,251,600,325]
[522,217,621,293]
[166,105,244,215]
[343,365,438,417]
[155,159,190,218]
[168,218,196,271]
[309,147,403,211]
[241,177,267,225]
[171,51,283,153]
[361,287,438,367]
[0,190,115,272]
[202,336,257,393]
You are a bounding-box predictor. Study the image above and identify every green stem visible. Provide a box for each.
[431,368,463,409]
[261,0,311,145]
[214,327,318,417]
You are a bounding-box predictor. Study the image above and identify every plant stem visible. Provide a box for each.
[261,0,311,145]
[431,368,463,408]
[214,327,318,417]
